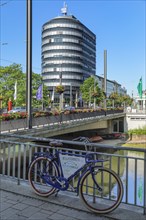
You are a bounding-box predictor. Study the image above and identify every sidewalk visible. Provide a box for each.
[0,177,146,220]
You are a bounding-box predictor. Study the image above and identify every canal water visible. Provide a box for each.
[100,139,145,207]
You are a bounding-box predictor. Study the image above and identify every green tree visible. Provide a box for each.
[109,92,119,107]
[109,92,133,108]
[80,76,104,106]
[0,64,49,109]
[120,94,133,106]
[0,64,24,107]
[109,92,119,101]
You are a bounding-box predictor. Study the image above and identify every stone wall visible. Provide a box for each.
[130,134,146,141]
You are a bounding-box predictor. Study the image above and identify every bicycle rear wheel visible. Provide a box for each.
[79,166,123,214]
[28,157,59,197]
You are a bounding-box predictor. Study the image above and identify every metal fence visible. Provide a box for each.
[0,134,146,214]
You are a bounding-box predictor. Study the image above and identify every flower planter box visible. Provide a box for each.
[0,119,27,131]
[0,109,123,132]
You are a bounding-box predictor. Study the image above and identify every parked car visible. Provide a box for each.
[8,107,26,113]
[0,108,7,114]
[64,106,75,111]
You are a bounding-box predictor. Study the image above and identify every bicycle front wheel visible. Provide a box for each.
[79,167,123,214]
[28,157,59,197]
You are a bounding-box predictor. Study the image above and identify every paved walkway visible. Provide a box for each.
[0,177,146,220]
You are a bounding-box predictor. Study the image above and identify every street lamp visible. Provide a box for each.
[26,0,32,129]
[104,50,107,109]
[93,76,96,109]
[70,84,72,107]
[59,64,63,110]
[89,86,92,108]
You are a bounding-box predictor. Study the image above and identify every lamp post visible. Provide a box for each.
[93,77,96,109]
[59,68,63,110]
[89,87,92,108]
[26,0,32,129]
[75,90,78,108]
[104,50,107,109]
[70,84,72,107]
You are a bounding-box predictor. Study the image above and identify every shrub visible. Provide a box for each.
[128,126,146,135]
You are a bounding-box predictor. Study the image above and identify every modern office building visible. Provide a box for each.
[41,4,96,104]
[41,4,127,107]
[96,75,127,97]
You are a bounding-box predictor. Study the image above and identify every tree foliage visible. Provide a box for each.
[0,64,49,108]
[109,92,133,107]
[80,76,104,105]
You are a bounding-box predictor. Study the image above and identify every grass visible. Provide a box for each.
[128,126,146,135]
[123,143,146,149]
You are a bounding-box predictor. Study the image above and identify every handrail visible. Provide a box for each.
[0,135,146,214]
[0,133,146,153]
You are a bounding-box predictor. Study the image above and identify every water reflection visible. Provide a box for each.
[122,149,144,206]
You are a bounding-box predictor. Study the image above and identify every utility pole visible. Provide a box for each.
[70,84,72,107]
[104,50,107,109]
[26,0,32,129]
[59,71,63,110]
[93,77,96,109]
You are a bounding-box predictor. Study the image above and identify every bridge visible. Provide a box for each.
[1,109,125,138]
[0,109,146,219]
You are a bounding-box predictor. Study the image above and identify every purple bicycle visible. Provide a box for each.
[28,141,123,214]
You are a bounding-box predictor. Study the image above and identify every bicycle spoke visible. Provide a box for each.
[79,167,123,214]
[28,157,59,197]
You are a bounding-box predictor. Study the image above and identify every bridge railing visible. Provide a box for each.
[0,109,124,133]
[0,134,145,214]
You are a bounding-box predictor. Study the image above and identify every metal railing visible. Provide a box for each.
[0,134,146,214]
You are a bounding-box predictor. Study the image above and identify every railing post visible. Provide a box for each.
[17,144,21,185]
[144,152,146,214]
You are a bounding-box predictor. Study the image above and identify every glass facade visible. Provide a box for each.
[41,15,96,98]
[96,76,127,97]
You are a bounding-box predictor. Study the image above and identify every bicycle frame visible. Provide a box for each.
[29,146,123,214]
[37,149,104,194]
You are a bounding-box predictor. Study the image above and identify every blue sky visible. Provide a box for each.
[0,0,145,96]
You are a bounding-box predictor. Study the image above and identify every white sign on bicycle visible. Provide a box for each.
[60,154,85,178]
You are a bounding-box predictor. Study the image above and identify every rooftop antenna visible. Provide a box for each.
[61,2,68,15]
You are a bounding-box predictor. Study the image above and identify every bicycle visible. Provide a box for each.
[28,141,123,214]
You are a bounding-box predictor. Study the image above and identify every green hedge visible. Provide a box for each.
[128,126,146,135]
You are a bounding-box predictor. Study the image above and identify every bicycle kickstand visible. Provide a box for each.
[55,190,60,197]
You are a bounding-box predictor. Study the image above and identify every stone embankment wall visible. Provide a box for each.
[129,134,146,142]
